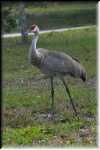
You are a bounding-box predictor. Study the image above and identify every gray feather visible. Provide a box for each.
[29,30,86,81]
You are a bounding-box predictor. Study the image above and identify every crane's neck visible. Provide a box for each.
[29,33,40,64]
[29,33,39,58]
[31,34,38,50]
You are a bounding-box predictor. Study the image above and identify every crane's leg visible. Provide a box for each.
[61,77,78,117]
[50,77,54,114]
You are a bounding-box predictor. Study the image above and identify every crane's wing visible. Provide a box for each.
[41,51,76,75]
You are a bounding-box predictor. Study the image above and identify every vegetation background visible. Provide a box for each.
[2,2,96,33]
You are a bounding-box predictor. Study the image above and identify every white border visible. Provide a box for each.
[98,1,100,149]
[1,2,99,150]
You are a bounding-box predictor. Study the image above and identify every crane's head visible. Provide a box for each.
[30,24,39,35]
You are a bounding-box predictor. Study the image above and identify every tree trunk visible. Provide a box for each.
[19,2,28,43]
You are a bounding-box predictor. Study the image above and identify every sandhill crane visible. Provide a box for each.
[28,24,86,117]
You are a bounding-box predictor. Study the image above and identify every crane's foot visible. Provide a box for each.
[47,110,55,120]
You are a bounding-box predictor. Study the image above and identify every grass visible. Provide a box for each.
[2,27,97,147]
[3,119,96,146]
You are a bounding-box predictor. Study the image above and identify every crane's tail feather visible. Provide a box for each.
[80,68,87,82]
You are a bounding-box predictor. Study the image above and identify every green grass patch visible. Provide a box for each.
[25,2,96,14]
[3,27,97,146]
[4,83,96,116]
[3,119,96,146]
